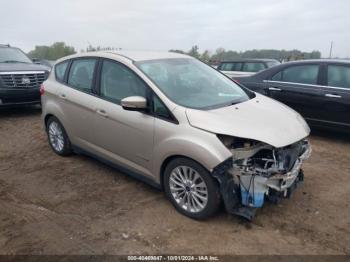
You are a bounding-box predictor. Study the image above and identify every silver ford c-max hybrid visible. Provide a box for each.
[41,51,311,220]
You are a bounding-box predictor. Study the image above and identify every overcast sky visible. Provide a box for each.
[1,0,350,57]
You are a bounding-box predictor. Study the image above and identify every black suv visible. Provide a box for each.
[0,44,50,107]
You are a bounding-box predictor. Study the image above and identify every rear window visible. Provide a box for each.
[55,61,69,82]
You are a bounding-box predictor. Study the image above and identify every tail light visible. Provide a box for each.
[233,78,240,83]
[40,84,45,96]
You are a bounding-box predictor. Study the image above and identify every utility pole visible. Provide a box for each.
[329,41,333,58]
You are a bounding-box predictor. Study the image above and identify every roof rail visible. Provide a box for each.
[0,44,10,47]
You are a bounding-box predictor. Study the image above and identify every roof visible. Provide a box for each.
[56,50,192,64]
[107,50,190,62]
[283,59,350,64]
[220,59,279,63]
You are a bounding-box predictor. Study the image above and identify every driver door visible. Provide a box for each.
[92,59,155,179]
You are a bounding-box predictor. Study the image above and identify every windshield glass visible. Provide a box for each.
[136,58,252,109]
[0,47,32,63]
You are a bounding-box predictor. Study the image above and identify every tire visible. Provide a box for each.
[46,116,72,156]
[163,157,221,220]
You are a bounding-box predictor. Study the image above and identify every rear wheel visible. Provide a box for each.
[163,158,221,219]
[46,116,72,156]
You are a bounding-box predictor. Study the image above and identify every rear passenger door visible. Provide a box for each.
[56,57,100,149]
[321,64,350,127]
[264,64,324,120]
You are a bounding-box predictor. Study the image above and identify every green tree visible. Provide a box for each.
[28,42,76,60]
[200,50,211,62]
[187,45,200,59]
[169,49,185,54]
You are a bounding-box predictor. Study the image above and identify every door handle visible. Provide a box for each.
[325,94,342,98]
[59,93,67,99]
[96,109,108,117]
[268,87,282,91]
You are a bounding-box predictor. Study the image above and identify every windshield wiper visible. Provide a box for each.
[0,60,30,64]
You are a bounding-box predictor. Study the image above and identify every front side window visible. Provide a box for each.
[327,65,350,89]
[100,60,147,104]
[242,62,265,72]
[272,65,319,85]
[136,58,252,109]
[282,65,319,85]
[68,58,97,92]
[271,71,282,81]
[55,61,69,82]
[153,95,171,119]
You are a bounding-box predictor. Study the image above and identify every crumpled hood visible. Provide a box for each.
[185,93,310,148]
[0,63,50,72]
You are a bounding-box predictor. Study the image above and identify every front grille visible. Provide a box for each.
[0,71,46,89]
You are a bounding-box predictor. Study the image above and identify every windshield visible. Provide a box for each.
[0,47,32,63]
[136,58,252,109]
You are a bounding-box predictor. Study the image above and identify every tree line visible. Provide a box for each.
[27,42,322,62]
[170,45,321,63]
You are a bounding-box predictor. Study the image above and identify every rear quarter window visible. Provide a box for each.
[55,61,69,82]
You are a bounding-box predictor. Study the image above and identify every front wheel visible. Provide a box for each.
[163,158,221,220]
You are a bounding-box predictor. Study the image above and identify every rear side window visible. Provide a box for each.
[100,60,147,104]
[272,65,319,85]
[55,61,69,82]
[327,65,350,88]
[68,59,97,93]
[242,62,265,72]
[220,63,233,71]
[219,62,242,71]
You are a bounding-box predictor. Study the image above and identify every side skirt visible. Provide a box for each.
[72,145,162,190]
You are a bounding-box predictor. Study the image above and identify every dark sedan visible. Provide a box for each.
[235,60,350,131]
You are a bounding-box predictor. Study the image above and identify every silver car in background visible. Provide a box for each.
[218,59,280,78]
[41,51,310,220]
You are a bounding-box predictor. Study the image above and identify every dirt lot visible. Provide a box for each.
[0,107,349,255]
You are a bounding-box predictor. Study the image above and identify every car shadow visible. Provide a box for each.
[310,126,350,143]
[0,105,41,119]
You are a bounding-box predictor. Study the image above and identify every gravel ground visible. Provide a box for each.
[0,107,349,255]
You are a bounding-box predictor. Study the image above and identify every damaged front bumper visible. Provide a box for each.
[213,139,312,220]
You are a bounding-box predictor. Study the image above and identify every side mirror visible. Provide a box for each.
[121,96,148,111]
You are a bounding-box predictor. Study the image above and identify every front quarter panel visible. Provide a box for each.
[153,109,232,183]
